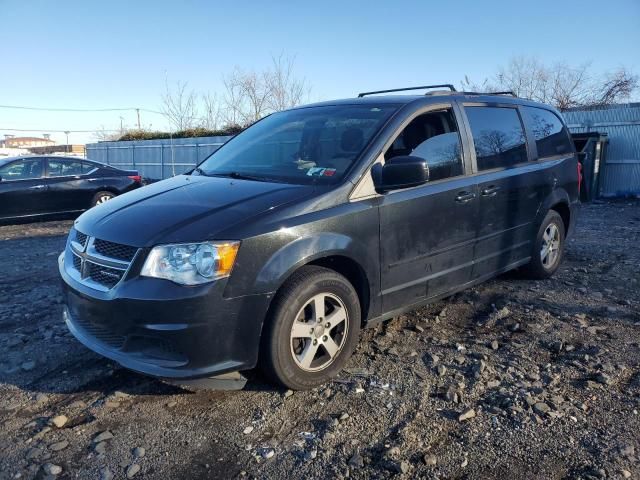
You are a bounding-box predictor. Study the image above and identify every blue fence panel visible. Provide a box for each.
[85,136,233,180]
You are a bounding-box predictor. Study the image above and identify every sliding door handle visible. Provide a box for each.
[455,191,476,203]
[481,185,501,197]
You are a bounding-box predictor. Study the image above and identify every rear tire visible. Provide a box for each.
[521,210,565,279]
[260,266,361,390]
[91,191,115,207]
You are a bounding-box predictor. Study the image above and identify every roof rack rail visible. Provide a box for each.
[358,84,457,98]
[462,91,517,97]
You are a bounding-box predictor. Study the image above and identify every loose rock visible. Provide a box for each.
[49,415,68,429]
[42,464,62,476]
[458,409,476,421]
[126,464,141,478]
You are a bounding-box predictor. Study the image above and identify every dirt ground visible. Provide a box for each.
[0,201,639,480]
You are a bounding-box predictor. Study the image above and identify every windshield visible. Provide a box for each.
[197,104,398,184]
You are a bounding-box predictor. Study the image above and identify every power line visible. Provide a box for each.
[0,127,120,133]
[0,104,164,115]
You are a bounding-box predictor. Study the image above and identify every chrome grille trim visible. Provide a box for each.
[66,231,139,291]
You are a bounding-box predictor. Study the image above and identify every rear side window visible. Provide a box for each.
[47,159,83,177]
[521,106,573,158]
[465,106,528,170]
[82,162,98,173]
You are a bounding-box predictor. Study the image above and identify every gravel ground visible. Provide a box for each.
[0,201,639,480]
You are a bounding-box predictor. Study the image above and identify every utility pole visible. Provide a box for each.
[64,131,70,152]
[136,108,141,130]
[119,116,124,135]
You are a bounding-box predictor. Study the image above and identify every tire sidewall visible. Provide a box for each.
[268,271,361,390]
[534,211,565,277]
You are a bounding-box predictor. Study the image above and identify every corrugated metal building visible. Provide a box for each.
[563,103,640,197]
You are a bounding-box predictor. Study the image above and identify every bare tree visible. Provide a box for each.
[222,55,310,126]
[462,56,638,109]
[266,54,309,111]
[222,67,271,126]
[93,125,121,142]
[201,92,223,130]
[161,80,198,131]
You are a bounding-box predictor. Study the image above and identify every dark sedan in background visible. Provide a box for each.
[0,155,142,222]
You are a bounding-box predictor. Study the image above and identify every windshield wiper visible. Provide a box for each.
[209,172,269,182]
[192,167,208,176]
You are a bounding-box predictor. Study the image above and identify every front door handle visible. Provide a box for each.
[481,185,501,197]
[29,184,46,190]
[455,191,476,203]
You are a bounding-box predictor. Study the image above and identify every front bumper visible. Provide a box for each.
[59,253,272,379]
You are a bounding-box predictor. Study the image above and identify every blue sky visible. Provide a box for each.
[1,0,639,144]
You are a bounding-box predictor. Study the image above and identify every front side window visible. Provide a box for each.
[47,159,83,177]
[521,106,573,158]
[0,158,43,180]
[198,105,398,184]
[385,108,464,181]
[465,106,528,170]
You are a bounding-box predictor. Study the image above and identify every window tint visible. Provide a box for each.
[521,106,573,158]
[47,159,83,177]
[385,109,463,181]
[465,106,527,170]
[0,158,43,180]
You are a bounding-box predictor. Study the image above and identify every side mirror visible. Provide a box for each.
[377,156,429,191]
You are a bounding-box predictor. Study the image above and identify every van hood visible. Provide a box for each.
[74,175,316,247]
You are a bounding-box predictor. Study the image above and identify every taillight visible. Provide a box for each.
[128,175,142,183]
[577,162,582,196]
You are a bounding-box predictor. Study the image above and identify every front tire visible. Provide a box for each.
[521,210,565,279]
[260,266,361,390]
[91,191,115,207]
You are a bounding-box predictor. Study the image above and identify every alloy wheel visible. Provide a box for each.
[540,223,560,268]
[289,292,349,372]
[96,194,113,205]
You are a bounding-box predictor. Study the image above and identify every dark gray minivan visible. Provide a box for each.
[59,85,579,390]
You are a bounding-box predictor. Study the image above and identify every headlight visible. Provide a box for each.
[141,241,239,285]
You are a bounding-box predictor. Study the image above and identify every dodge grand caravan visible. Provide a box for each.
[59,85,579,390]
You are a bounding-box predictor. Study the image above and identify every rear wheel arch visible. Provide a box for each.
[549,201,570,235]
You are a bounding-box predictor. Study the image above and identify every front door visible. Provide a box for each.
[378,105,479,312]
[0,157,47,219]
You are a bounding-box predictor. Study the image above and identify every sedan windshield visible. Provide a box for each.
[197,104,398,184]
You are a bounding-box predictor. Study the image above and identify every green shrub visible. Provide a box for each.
[117,125,244,142]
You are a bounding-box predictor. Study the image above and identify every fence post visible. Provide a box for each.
[160,145,165,180]
[131,144,136,170]
[106,145,109,165]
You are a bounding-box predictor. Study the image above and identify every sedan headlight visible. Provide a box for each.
[141,241,239,285]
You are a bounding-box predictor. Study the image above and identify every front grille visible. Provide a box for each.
[75,231,88,248]
[72,253,82,271]
[66,232,139,291]
[87,262,125,289]
[93,239,138,262]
